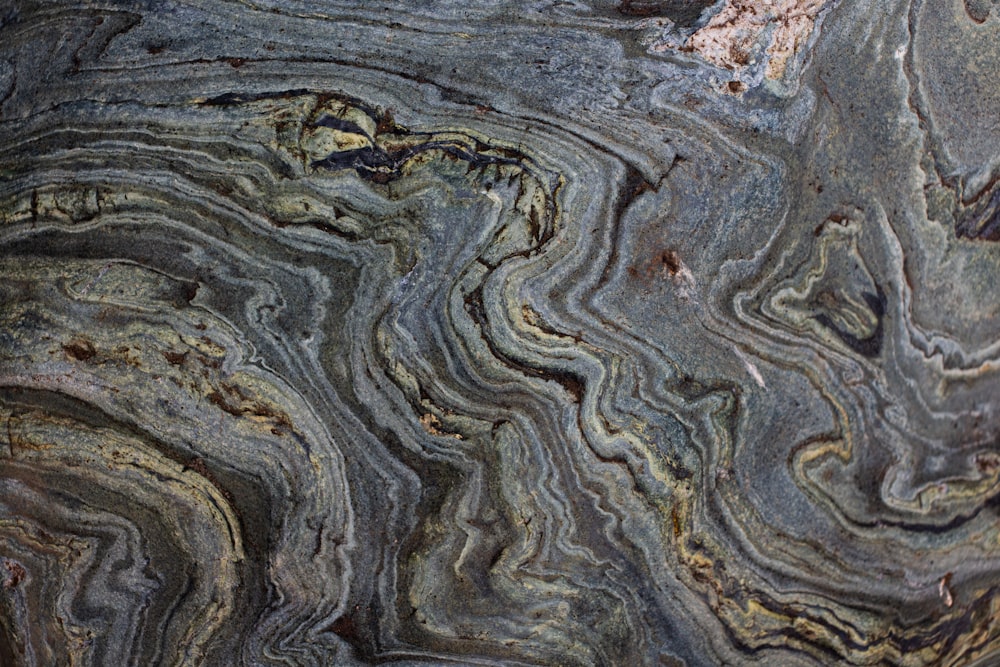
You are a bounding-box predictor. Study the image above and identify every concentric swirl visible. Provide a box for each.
[1,1,999,665]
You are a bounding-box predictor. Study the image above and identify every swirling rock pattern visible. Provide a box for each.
[1,0,999,665]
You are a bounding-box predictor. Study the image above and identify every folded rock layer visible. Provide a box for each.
[1,0,998,665]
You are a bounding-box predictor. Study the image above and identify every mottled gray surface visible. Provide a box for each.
[1,0,999,665]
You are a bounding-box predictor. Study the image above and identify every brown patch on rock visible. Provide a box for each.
[162,350,187,365]
[420,413,462,439]
[631,247,685,282]
[63,339,96,361]
[2,559,26,588]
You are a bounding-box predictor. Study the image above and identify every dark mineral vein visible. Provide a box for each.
[1,0,999,665]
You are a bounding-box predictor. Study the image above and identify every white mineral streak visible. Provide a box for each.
[683,0,830,81]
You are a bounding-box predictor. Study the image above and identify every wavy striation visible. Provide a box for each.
[1,0,999,665]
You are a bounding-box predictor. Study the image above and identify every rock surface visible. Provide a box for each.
[1,0,999,665]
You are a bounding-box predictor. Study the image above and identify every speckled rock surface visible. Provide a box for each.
[1,1,999,665]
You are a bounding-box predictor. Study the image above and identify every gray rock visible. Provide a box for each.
[1,0,998,664]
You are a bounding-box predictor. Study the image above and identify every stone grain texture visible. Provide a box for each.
[1,0,999,665]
